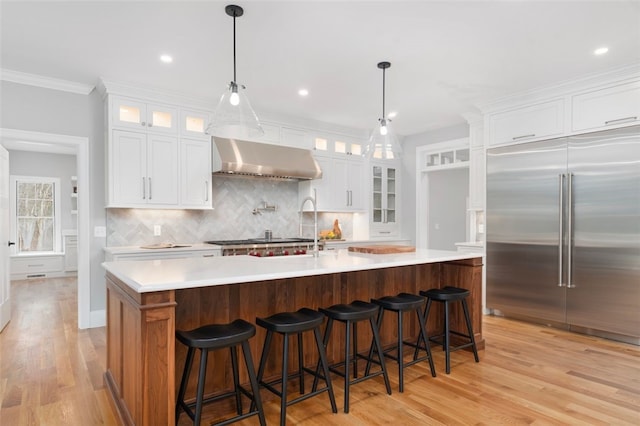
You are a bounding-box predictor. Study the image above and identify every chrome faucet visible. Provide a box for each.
[299,189,319,257]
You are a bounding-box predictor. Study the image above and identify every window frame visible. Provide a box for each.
[9,175,62,254]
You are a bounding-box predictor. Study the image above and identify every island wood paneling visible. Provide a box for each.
[105,257,483,424]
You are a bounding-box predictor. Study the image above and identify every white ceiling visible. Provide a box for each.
[2,1,639,136]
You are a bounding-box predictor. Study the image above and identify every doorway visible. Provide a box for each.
[0,128,90,329]
[427,168,469,250]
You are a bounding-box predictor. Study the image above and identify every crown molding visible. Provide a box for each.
[1,69,94,95]
[477,62,640,114]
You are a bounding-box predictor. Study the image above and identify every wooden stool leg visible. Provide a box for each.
[280,334,289,426]
[344,319,352,413]
[369,316,392,395]
[461,298,480,362]
[176,346,195,424]
[397,311,405,392]
[230,346,242,415]
[194,348,209,426]
[313,326,338,413]
[241,340,267,426]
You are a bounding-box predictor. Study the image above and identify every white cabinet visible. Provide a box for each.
[109,130,179,207]
[299,155,365,212]
[370,163,399,237]
[299,157,364,212]
[180,138,212,208]
[313,136,363,157]
[180,109,211,139]
[488,99,565,146]
[111,97,178,135]
[63,234,77,272]
[572,80,640,132]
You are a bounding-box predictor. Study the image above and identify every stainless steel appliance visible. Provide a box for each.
[486,126,640,345]
[205,238,323,257]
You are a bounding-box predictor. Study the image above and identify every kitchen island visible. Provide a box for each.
[103,249,483,425]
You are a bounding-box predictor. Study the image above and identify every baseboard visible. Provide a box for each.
[90,309,106,328]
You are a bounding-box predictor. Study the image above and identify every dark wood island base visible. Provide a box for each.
[105,257,483,425]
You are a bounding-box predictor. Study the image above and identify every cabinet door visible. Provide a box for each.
[370,164,399,237]
[572,81,640,132]
[348,160,365,210]
[180,109,211,138]
[111,130,147,206]
[333,158,349,209]
[111,98,148,131]
[180,138,212,208]
[489,99,564,146]
[306,155,335,210]
[146,103,178,135]
[146,134,179,205]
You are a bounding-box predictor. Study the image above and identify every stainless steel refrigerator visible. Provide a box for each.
[486,125,640,345]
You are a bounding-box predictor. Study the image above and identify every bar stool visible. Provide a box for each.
[175,319,265,426]
[418,286,479,374]
[366,293,436,392]
[254,308,337,426]
[312,300,392,413]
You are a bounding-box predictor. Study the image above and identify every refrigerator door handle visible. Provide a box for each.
[567,172,575,288]
[558,173,565,287]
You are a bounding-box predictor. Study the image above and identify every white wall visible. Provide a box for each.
[8,151,77,231]
[400,124,469,243]
[0,81,106,313]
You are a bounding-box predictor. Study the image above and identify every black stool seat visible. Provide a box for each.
[176,319,256,349]
[417,286,479,374]
[318,300,379,321]
[313,300,391,413]
[256,308,324,333]
[254,308,337,425]
[367,293,436,392]
[371,292,426,311]
[175,319,265,426]
[422,286,470,302]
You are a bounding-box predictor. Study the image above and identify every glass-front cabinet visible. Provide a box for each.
[371,162,399,237]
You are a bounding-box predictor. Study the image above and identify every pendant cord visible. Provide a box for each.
[382,67,386,119]
[232,12,237,83]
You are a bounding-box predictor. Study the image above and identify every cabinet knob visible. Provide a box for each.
[8,241,15,247]
[141,122,146,127]
[148,122,153,127]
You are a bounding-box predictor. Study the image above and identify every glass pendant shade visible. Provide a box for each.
[207,81,264,139]
[364,118,402,160]
[364,61,401,160]
[207,4,264,140]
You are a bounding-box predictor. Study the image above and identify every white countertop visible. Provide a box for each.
[104,243,221,255]
[102,248,480,293]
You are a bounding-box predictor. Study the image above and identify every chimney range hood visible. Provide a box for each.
[212,137,322,180]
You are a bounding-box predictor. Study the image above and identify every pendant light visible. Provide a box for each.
[364,61,402,160]
[207,4,264,139]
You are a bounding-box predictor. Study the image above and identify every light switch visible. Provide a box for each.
[94,226,106,237]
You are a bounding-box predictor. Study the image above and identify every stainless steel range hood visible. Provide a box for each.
[212,137,322,180]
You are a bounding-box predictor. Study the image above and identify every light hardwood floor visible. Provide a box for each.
[1,277,639,425]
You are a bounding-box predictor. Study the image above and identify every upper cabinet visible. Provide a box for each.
[105,94,212,209]
[111,97,178,135]
[370,162,399,237]
[299,134,366,212]
[571,80,640,132]
[487,99,565,146]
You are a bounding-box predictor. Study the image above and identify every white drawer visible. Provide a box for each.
[11,255,64,274]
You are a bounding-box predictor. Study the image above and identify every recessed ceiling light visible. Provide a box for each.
[160,54,173,63]
[298,89,309,97]
[594,47,609,56]
[388,111,398,119]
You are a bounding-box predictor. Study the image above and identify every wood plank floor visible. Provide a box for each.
[1,277,639,425]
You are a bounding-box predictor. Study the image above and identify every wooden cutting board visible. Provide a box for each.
[348,245,416,254]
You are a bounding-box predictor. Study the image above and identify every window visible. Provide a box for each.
[10,176,61,253]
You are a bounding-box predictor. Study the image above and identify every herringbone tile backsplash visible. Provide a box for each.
[106,176,353,246]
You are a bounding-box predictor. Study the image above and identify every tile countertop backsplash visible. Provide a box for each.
[106,176,354,247]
